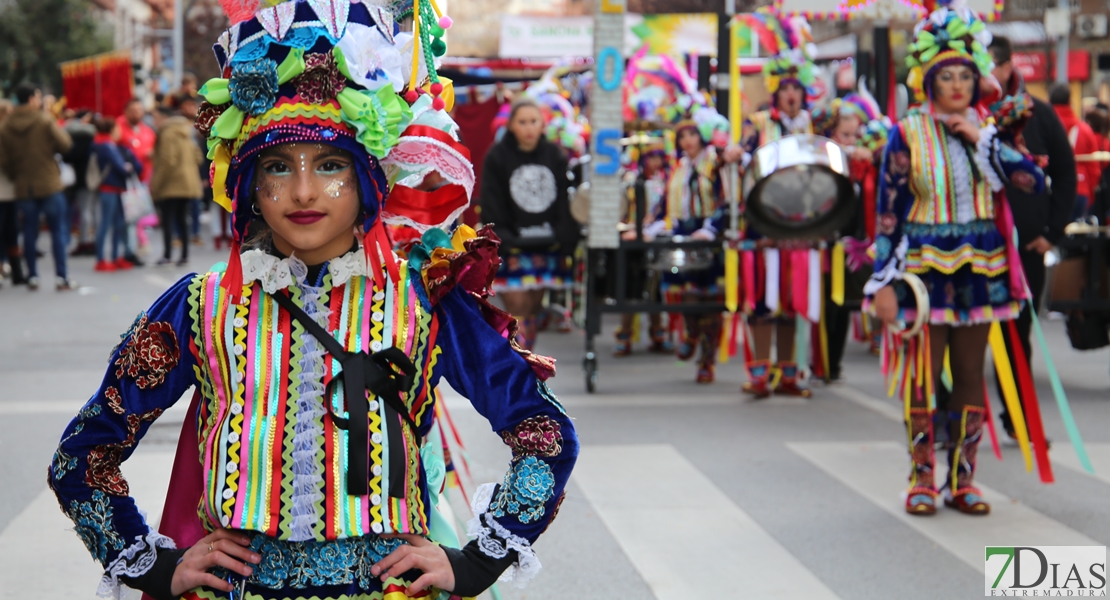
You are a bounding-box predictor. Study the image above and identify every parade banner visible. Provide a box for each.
[60,51,134,117]
[774,0,1004,22]
[499,13,716,59]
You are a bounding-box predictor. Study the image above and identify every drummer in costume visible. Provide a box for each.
[867,0,1044,516]
[614,138,673,356]
[738,12,819,398]
[48,1,578,598]
[646,102,736,383]
[811,92,889,380]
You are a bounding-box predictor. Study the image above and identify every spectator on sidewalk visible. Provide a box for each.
[117,98,155,183]
[174,92,206,245]
[0,100,23,287]
[150,105,202,266]
[63,110,98,256]
[988,37,1077,439]
[0,83,76,291]
[90,116,141,272]
[1049,83,1101,220]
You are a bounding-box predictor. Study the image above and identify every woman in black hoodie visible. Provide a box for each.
[480,98,579,350]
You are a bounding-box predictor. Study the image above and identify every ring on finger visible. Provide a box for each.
[208,543,214,553]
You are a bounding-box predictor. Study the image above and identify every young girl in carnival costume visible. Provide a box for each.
[611,49,697,356]
[645,101,736,383]
[48,1,578,598]
[811,90,890,379]
[481,97,581,350]
[613,137,673,356]
[738,11,820,398]
[868,0,1044,516]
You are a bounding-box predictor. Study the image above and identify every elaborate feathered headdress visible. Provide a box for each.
[752,9,817,96]
[905,0,993,102]
[200,0,473,302]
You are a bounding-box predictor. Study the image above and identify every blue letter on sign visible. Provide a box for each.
[597,46,623,92]
[595,128,621,176]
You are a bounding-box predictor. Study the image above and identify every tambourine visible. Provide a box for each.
[881,272,930,338]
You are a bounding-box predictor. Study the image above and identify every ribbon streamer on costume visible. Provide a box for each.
[988,322,1033,472]
[764,248,779,313]
[807,249,821,323]
[981,381,1004,461]
[1030,301,1094,473]
[742,250,756,312]
[792,249,808,318]
[1006,319,1053,482]
[794,314,809,374]
[831,241,845,306]
[725,246,739,313]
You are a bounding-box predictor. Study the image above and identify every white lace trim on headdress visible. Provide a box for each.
[97,529,177,599]
[240,248,370,293]
[465,482,542,589]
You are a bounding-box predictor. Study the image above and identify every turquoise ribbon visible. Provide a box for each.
[794,315,809,372]
[1030,305,1094,473]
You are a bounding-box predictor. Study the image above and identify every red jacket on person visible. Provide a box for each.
[1053,104,1102,202]
[116,115,155,183]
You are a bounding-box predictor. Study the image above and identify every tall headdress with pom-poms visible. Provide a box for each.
[200,0,473,302]
[747,8,816,97]
[905,0,993,103]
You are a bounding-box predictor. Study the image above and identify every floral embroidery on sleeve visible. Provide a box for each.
[501,417,563,458]
[86,407,164,496]
[113,313,180,389]
[67,490,126,564]
[489,456,556,525]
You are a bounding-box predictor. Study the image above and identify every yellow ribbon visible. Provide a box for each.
[831,241,845,306]
[725,248,739,313]
[989,322,1033,471]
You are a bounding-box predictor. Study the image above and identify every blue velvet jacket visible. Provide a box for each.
[48,239,578,598]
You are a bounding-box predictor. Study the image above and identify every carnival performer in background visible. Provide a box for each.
[738,12,819,398]
[527,72,591,335]
[867,0,1043,516]
[481,97,581,350]
[646,103,737,383]
[812,90,889,380]
[48,2,578,599]
[614,138,673,356]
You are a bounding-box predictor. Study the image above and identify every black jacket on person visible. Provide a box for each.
[479,132,580,255]
[1004,74,1076,245]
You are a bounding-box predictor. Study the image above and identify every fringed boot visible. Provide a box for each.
[905,408,938,515]
[648,321,673,353]
[944,406,990,515]
[775,362,812,398]
[742,359,772,399]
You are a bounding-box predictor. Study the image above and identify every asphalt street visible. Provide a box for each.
[1,237,1108,600]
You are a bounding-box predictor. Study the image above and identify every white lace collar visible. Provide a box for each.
[778,110,811,135]
[240,248,371,293]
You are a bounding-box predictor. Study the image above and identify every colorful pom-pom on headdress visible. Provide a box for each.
[200,0,473,302]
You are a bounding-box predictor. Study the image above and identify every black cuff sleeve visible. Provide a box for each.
[117,547,187,600]
[442,539,519,597]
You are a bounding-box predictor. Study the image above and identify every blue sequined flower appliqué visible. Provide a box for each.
[490,456,556,524]
[873,237,892,262]
[988,280,1009,304]
[230,58,279,116]
[67,490,125,563]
